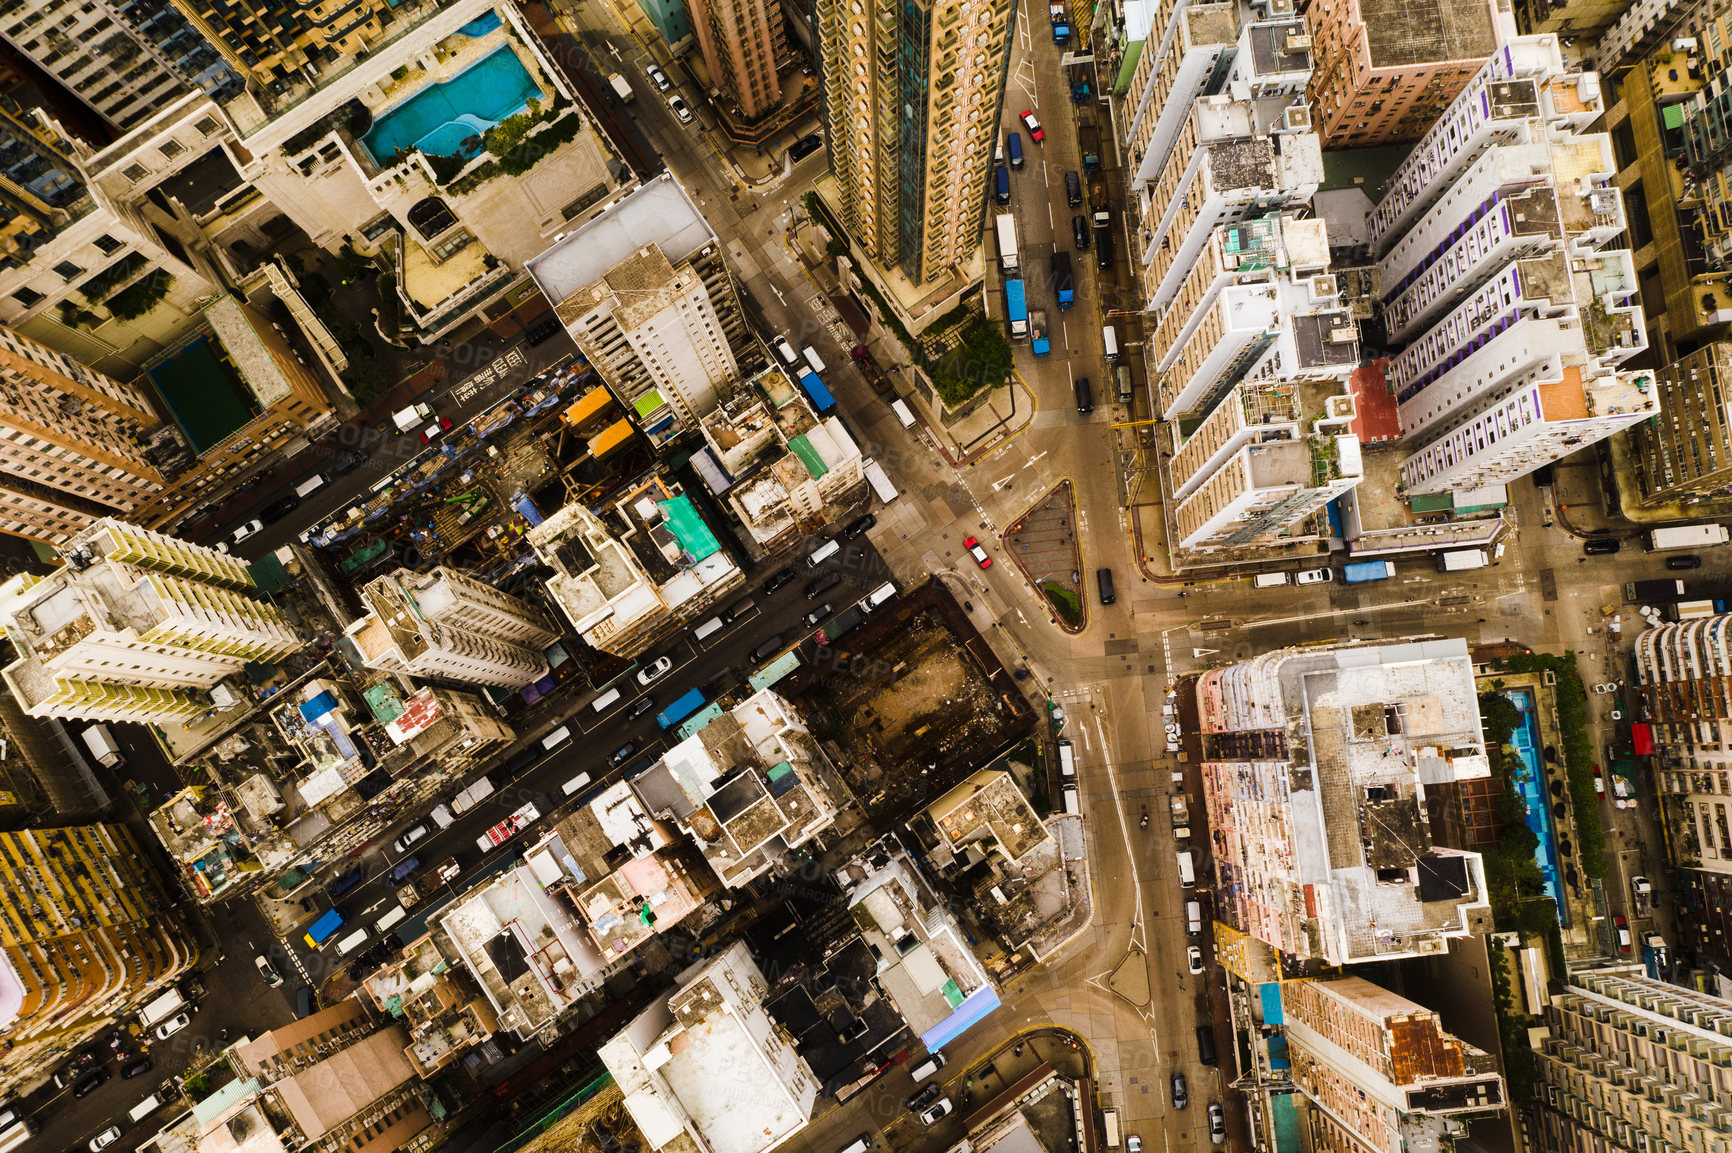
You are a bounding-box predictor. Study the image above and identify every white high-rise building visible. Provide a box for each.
[1368,37,1650,498]
[0,519,302,723]
[347,567,557,690]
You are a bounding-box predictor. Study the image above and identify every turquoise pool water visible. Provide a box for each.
[361,45,542,163]
[1507,689,1569,926]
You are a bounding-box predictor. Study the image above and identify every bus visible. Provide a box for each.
[657,688,707,730]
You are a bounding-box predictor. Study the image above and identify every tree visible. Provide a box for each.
[483,100,541,158]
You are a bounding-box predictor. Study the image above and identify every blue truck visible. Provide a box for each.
[303,908,346,949]
[1052,251,1074,309]
[1342,560,1396,583]
[1004,278,1028,339]
[1049,1,1070,41]
[657,688,707,730]
[798,370,835,414]
[1031,308,1050,356]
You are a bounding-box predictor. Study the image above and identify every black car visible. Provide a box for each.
[626,695,656,719]
[789,133,824,161]
[806,571,842,600]
[72,1067,111,1098]
[907,1083,944,1111]
[843,513,876,540]
[751,635,785,663]
[1584,538,1621,555]
[609,743,637,767]
[329,448,369,475]
[259,494,302,523]
[1072,214,1090,251]
[525,313,563,345]
[121,1058,154,1079]
[803,602,834,628]
[1669,554,1703,569]
[764,567,797,594]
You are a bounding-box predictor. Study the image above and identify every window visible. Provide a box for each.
[158,139,184,160]
[121,162,147,182]
[195,116,220,136]
[52,260,82,279]
[11,287,42,307]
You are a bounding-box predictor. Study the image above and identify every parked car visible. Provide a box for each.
[255,955,283,987]
[1669,554,1703,569]
[1614,913,1632,953]
[89,1126,122,1151]
[1296,568,1333,585]
[154,1012,191,1040]
[637,656,674,685]
[1171,1072,1188,1109]
[646,63,671,90]
[789,133,824,161]
[329,448,369,476]
[1186,945,1203,974]
[907,1083,943,1111]
[668,95,694,123]
[259,494,301,522]
[1127,1139,1141,1153]
[418,417,454,443]
[963,536,992,568]
[1020,110,1044,141]
[1207,1103,1226,1146]
[72,1067,111,1098]
[1584,537,1621,555]
[228,519,265,546]
[609,743,638,767]
[121,1057,154,1079]
[843,513,876,539]
[626,695,657,719]
[764,567,797,594]
[1072,214,1090,250]
[918,1099,955,1125]
[803,603,834,628]
[391,823,429,855]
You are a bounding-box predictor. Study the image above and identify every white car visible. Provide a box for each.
[1296,568,1333,585]
[918,1098,954,1125]
[392,822,429,855]
[216,518,265,553]
[154,1011,191,1040]
[668,95,694,123]
[255,955,282,987]
[772,336,799,367]
[1186,945,1204,974]
[90,1127,122,1152]
[637,656,674,685]
[645,63,671,91]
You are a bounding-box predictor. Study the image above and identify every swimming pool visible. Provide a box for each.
[1506,689,1569,927]
[361,45,543,164]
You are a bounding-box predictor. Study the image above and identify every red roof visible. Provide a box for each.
[1350,359,1401,445]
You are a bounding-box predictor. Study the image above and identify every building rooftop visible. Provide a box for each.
[928,771,1051,863]
[527,174,715,308]
[1248,22,1312,76]
[1292,310,1362,369]
[1359,0,1497,68]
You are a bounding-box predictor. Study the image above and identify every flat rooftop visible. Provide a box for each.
[526,174,715,307]
[1360,0,1497,68]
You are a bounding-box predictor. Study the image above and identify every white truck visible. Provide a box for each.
[80,724,124,768]
[391,402,434,434]
[1438,548,1489,572]
[450,774,495,815]
[608,72,634,102]
[1648,523,1730,551]
[138,987,188,1028]
[994,213,1019,273]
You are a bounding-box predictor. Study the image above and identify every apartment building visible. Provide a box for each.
[347,566,556,690]
[1682,13,1732,274]
[0,322,167,544]
[817,0,1015,288]
[0,823,196,1100]
[361,936,500,1079]
[1602,0,1712,73]
[1630,343,1732,505]
[0,518,302,724]
[689,0,783,119]
[0,681,108,819]
[1368,37,1649,498]
[172,0,396,99]
[529,474,745,659]
[529,177,758,435]
[698,368,866,547]
[1132,24,1321,314]
[1282,976,1505,1153]
[1122,2,1237,194]
[1305,0,1499,149]
[1195,638,1493,965]
[1532,971,1732,1153]
[1633,614,1732,960]
[601,941,820,1153]
[1154,213,1362,556]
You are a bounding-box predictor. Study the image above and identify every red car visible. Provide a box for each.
[964,536,992,568]
[419,417,454,443]
[1020,111,1044,142]
[1614,913,1632,953]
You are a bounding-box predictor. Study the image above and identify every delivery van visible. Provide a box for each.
[1254,572,1291,588]
[1185,899,1202,935]
[694,616,725,642]
[891,398,917,428]
[910,1051,948,1081]
[807,539,840,567]
[1176,850,1196,887]
[129,1095,164,1124]
[81,724,124,768]
[561,771,593,796]
[801,346,826,374]
[1062,783,1080,814]
[294,474,328,498]
[336,929,369,956]
[1057,739,1076,777]
[375,906,409,935]
[592,686,623,713]
[542,725,572,751]
[392,403,434,433]
[1102,325,1120,361]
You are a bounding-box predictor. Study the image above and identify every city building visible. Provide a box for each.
[1367,37,1649,498]
[0,682,109,820]
[529,474,746,659]
[635,0,696,49]
[0,518,302,724]
[0,0,241,130]
[1601,0,1711,73]
[1633,613,1732,959]
[1281,976,1505,1153]
[528,176,759,435]
[695,368,866,548]
[600,940,820,1153]
[1532,971,1732,1153]
[816,0,1015,289]
[362,935,501,1078]
[628,689,845,888]
[1195,638,1493,965]
[835,842,1001,1053]
[219,998,438,1153]
[346,565,557,690]
[439,857,636,1040]
[0,322,167,545]
[0,823,197,1099]
[1681,12,1732,282]
[1630,342,1732,505]
[1304,0,1498,149]
[688,0,783,120]
[1130,27,1322,315]
[1152,213,1363,558]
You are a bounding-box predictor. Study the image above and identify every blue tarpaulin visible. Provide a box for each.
[920,985,1001,1052]
[514,494,545,526]
[299,690,338,722]
[798,371,835,413]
